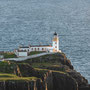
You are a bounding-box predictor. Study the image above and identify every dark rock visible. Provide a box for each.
[68,70,88,87]
[45,71,78,90]
[0,53,90,90]
[0,79,45,90]
[14,64,36,77]
[52,72,78,90]
[78,85,90,90]
[46,65,70,72]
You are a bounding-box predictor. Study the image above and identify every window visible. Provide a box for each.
[32,48,33,50]
[42,48,44,51]
[38,48,39,51]
[55,42,57,44]
[35,48,36,51]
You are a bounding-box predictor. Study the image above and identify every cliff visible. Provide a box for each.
[0,53,90,90]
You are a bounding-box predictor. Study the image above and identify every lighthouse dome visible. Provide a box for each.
[54,32,57,35]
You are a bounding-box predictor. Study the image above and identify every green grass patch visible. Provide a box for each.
[35,68,48,75]
[31,62,54,68]
[52,70,67,74]
[0,73,18,78]
[24,52,64,63]
[0,61,9,66]
[0,73,38,81]
[0,61,16,73]
[35,68,48,71]
[35,68,66,75]
[0,52,17,58]
[28,51,45,55]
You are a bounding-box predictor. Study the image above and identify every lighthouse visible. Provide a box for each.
[15,32,61,57]
[52,32,59,52]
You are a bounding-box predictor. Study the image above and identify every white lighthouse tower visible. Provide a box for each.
[52,32,60,52]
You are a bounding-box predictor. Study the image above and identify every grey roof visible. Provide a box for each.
[19,45,52,48]
[19,46,29,48]
[30,45,52,47]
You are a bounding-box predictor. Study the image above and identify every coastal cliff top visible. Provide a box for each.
[0,52,90,90]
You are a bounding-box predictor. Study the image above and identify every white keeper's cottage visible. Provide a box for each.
[15,32,61,57]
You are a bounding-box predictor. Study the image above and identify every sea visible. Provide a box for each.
[0,0,90,83]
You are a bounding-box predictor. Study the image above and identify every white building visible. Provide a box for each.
[15,32,61,57]
[15,50,28,57]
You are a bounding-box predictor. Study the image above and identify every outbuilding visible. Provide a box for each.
[15,50,28,57]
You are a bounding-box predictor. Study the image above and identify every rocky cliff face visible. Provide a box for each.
[45,71,78,90]
[0,79,46,90]
[0,53,90,90]
[0,71,78,90]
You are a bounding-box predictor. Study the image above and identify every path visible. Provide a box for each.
[3,52,55,61]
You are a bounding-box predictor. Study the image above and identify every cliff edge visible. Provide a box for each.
[0,53,90,90]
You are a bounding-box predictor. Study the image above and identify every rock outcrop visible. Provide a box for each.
[0,53,90,90]
[0,79,46,90]
[45,71,78,90]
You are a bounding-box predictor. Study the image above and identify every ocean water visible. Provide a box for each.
[0,0,90,83]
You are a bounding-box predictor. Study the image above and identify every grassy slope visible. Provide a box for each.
[0,52,17,58]
[22,53,66,69]
[0,53,68,81]
[28,51,45,55]
[0,73,37,81]
[0,61,16,73]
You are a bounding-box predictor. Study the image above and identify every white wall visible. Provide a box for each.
[52,37,59,52]
[57,39,59,51]
[29,47,53,52]
[18,52,28,57]
[18,46,53,53]
[0,55,4,59]
[19,48,29,52]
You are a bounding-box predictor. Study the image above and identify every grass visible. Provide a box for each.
[31,62,54,68]
[0,73,38,81]
[34,68,66,75]
[0,61,16,73]
[0,52,68,81]
[31,62,61,68]
[28,51,45,55]
[52,70,66,74]
[35,68,48,71]
[0,61,9,65]
[0,52,17,58]
[35,68,49,75]
[0,73,18,78]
